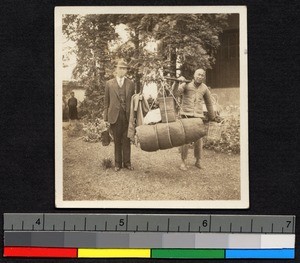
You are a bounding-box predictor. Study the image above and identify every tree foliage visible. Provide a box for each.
[154,14,228,79]
[110,14,164,92]
[62,13,229,120]
[63,14,118,120]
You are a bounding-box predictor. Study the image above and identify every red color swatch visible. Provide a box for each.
[4,247,77,258]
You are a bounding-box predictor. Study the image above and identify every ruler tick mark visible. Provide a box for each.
[32,225,34,231]
[147,222,149,231]
[199,226,201,232]
[271,223,274,233]
[63,221,66,231]
[94,224,97,231]
[188,222,191,232]
[74,225,76,231]
[282,227,284,233]
[22,221,24,230]
[167,218,170,232]
[126,215,128,231]
[261,227,263,233]
[157,225,159,232]
[43,214,45,231]
[240,226,242,233]
[178,226,180,232]
[105,221,107,231]
[209,215,212,232]
[136,225,138,232]
[11,224,13,230]
[115,225,117,231]
[230,223,232,232]
[84,217,87,231]
[292,216,295,233]
[251,219,253,233]
[53,224,55,231]
[219,226,222,232]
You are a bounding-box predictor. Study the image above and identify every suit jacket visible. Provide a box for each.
[103,77,135,124]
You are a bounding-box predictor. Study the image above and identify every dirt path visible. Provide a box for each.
[63,130,240,201]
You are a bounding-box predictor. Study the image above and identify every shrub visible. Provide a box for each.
[203,112,240,155]
[101,158,113,170]
[82,118,109,143]
[66,122,84,137]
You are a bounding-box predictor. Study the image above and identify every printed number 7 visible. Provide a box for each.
[286,221,291,228]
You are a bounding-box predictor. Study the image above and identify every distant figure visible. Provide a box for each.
[68,91,78,121]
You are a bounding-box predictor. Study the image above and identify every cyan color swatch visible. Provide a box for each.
[226,249,295,259]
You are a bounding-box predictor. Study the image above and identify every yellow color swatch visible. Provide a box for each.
[78,248,151,258]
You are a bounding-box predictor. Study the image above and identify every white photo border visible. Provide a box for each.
[55,6,248,209]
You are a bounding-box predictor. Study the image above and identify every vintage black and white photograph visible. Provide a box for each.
[55,6,248,208]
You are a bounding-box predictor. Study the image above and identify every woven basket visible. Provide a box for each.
[157,97,176,123]
[206,122,223,141]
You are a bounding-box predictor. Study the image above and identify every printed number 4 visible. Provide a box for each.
[36,218,41,225]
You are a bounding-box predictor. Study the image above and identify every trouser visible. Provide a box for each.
[180,115,203,161]
[110,109,131,168]
[181,138,203,161]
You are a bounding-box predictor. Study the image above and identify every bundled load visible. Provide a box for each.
[136,118,207,152]
[132,77,214,152]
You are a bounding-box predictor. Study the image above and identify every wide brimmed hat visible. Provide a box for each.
[115,59,129,68]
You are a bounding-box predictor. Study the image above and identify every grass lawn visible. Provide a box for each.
[63,125,240,201]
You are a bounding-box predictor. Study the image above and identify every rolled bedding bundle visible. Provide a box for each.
[135,118,207,152]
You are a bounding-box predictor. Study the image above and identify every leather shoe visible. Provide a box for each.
[114,167,121,172]
[124,165,134,170]
[195,162,204,169]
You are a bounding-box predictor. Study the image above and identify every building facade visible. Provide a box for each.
[206,14,240,89]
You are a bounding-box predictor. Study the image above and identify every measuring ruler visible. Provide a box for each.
[3,213,295,259]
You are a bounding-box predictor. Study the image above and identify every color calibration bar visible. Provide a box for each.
[4,247,295,259]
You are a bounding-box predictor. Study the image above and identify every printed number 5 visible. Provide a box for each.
[119,219,125,226]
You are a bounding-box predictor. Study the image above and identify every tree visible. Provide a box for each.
[110,14,163,93]
[63,14,118,120]
[62,13,229,120]
[154,14,228,79]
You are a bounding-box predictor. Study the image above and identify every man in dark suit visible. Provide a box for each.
[103,59,135,172]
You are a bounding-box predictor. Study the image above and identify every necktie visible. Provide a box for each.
[118,78,123,87]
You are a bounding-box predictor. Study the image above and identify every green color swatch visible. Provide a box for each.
[151,249,225,259]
